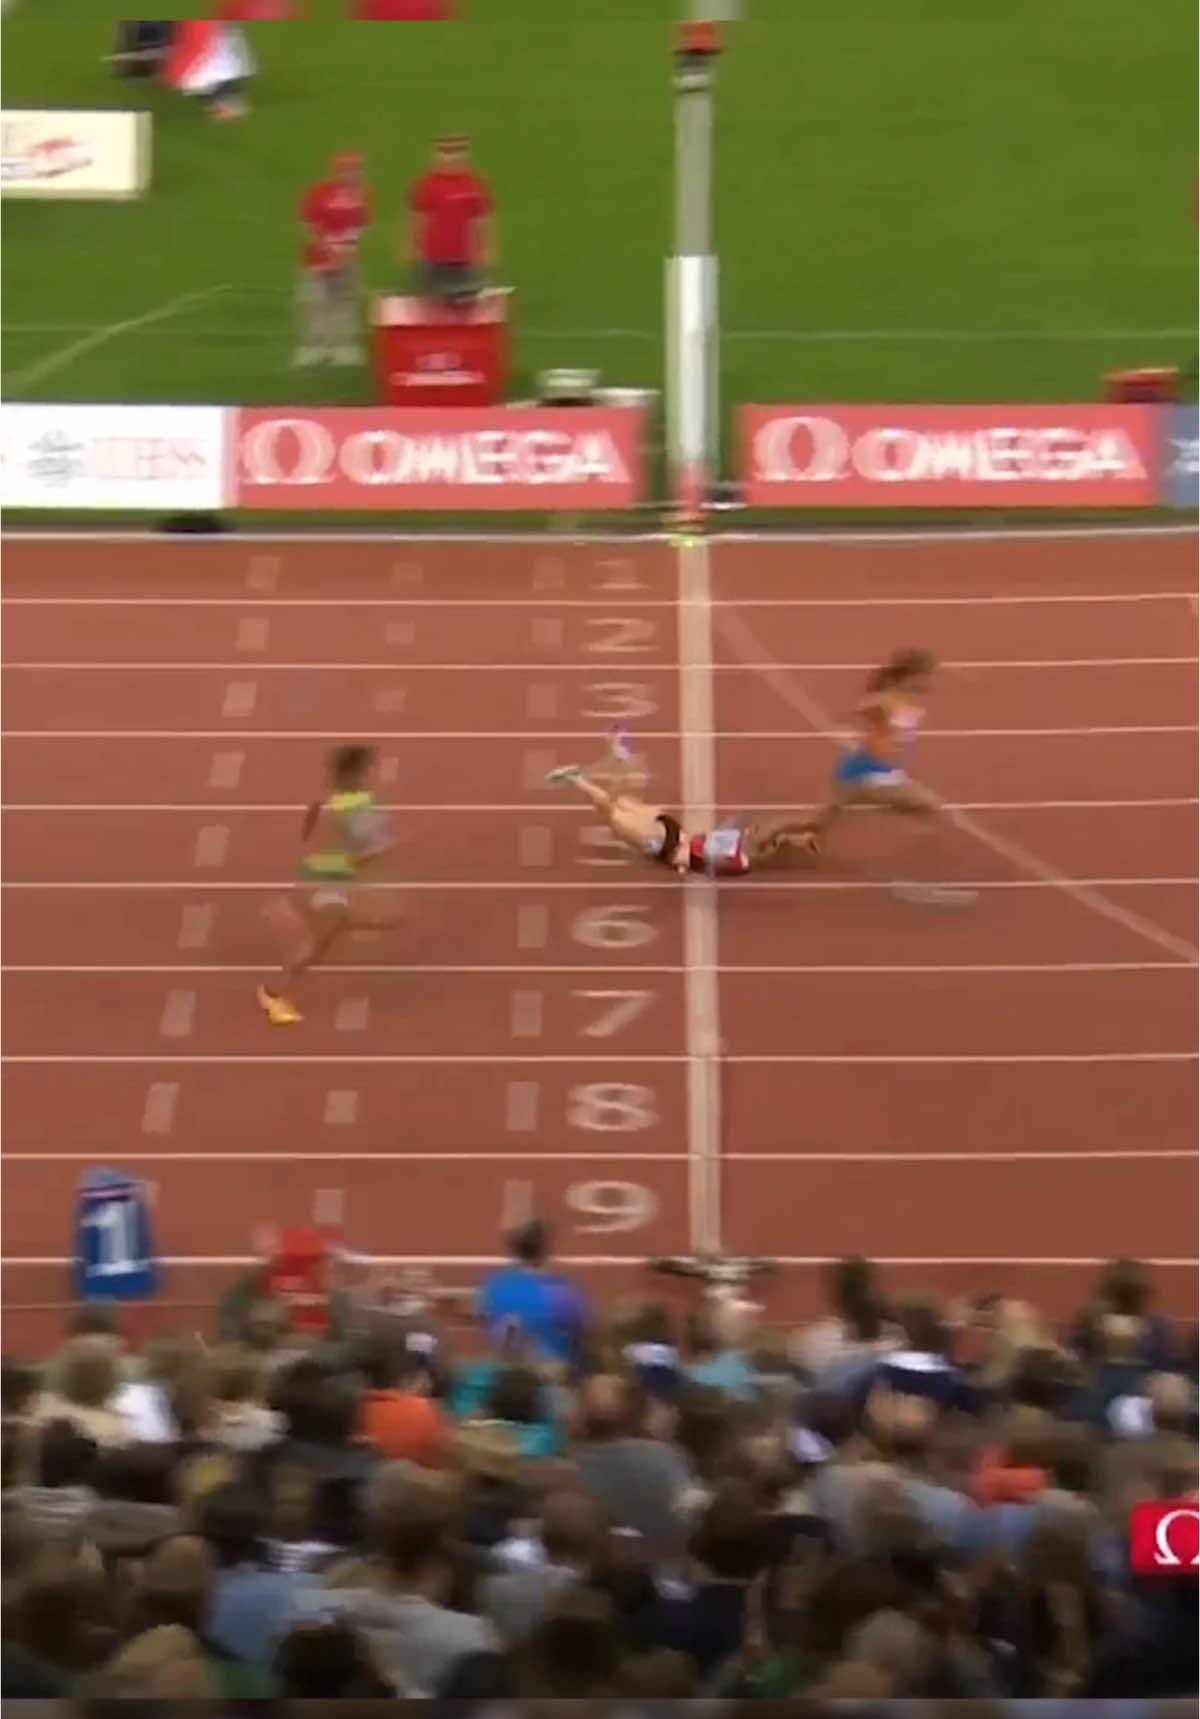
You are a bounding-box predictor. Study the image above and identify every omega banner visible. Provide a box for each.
[233,406,646,510]
[740,404,1161,508]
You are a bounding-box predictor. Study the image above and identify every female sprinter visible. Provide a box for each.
[800,647,972,904]
[256,743,398,1025]
[546,727,815,878]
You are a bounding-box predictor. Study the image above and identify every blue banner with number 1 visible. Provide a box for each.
[73,1168,161,1301]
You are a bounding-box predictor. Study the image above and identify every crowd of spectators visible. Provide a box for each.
[2,1224,1196,1706]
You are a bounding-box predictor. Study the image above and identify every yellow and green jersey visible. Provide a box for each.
[300,790,377,881]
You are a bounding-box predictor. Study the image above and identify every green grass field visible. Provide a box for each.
[3,0,1196,485]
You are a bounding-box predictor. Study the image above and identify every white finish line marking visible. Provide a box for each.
[234,618,271,653]
[176,905,216,950]
[518,826,553,867]
[140,1082,179,1135]
[516,905,549,949]
[334,997,370,1033]
[509,990,544,1039]
[221,681,258,719]
[158,990,196,1039]
[323,1090,360,1126]
[192,825,230,869]
[206,751,245,790]
[505,1080,541,1130]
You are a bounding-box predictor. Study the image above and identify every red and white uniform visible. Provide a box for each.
[688,826,750,878]
[300,176,370,273]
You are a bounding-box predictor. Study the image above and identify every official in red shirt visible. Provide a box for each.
[296,150,372,367]
[404,134,494,302]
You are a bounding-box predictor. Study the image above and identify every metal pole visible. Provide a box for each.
[667,24,720,518]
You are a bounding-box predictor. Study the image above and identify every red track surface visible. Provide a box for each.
[2,531,1197,1355]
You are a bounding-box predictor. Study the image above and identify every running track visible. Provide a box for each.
[2,529,1197,1354]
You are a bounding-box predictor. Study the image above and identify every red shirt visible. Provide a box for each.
[409,167,490,265]
[300,177,371,272]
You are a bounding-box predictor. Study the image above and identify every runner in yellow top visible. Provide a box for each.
[257,744,398,1025]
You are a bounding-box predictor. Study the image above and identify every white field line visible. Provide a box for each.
[3,285,237,390]
[678,539,724,1255]
[4,1253,1196,1269]
[2,591,1194,607]
[6,657,1196,671]
[2,1149,1190,1165]
[3,727,1192,739]
[5,525,1196,545]
[5,320,1193,343]
[4,799,1195,814]
[3,878,1193,891]
[716,606,1200,966]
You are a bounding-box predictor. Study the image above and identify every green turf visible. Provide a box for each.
[3,1,1196,489]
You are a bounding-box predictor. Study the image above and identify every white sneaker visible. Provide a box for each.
[545,765,583,787]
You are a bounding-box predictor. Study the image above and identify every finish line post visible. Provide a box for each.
[667,20,721,526]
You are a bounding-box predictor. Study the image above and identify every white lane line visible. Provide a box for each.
[516,905,550,949]
[334,997,370,1033]
[6,522,1193,545]
[678,536,723,1257]
[716,606,1200,967]
[6,726,1191,739]
[323,1089,360,1126]
[10,656,1195,670]
[139,1082,179,1136]
[220,681,258,719]
[509,990,544,1039]
[206,751,245,790]
[233,618,271,653]
[9,961,1189,975]
[191,825,230,869]
[517,826,553,867]
[5,877,1194,890]
[176,905,216,950]
[4,1252,1196,1269]
[504,1080,541,1130]
[4,590,1193,608]
[5,1147,1189,1164]
[157,990,196,1039]
[7,799,1193,814]
[6,1052,1192,1064]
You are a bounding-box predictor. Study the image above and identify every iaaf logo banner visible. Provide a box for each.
[740,404,1159,508]
[234,407,644,510]
[1129,1500,1200,1576]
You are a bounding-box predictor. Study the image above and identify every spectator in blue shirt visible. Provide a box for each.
[477,1221,589,1365]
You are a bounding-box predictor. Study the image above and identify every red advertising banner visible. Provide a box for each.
[233,407,645,510]
[740,404,1159,508]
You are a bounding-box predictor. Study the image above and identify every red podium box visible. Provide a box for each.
[372,290,511,406]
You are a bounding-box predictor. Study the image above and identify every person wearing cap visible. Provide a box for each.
[403,134,494,303]
[296,150,372,366]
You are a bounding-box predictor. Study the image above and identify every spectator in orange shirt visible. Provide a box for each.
[296,151,372,367]
[403,134,495,303]
[357,1337,446,1468]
